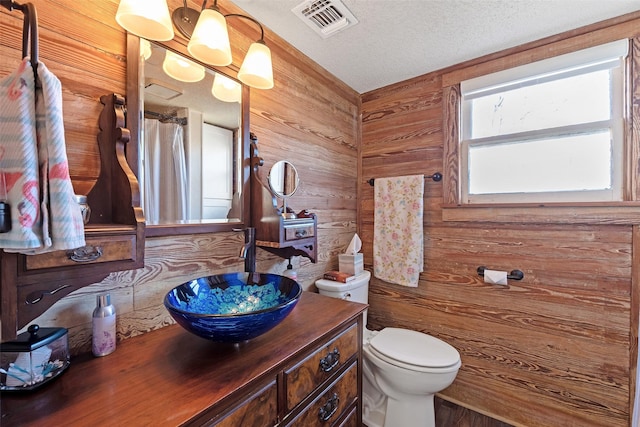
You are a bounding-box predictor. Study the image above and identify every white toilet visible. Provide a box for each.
[316,270,461,427]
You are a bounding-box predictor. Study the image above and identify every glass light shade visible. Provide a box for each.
[162,51,205,83]
[238,42,274,90]
[187,9,232,66]
[140,39,152,61]
[115,0,174,41]
[212,73,242,103]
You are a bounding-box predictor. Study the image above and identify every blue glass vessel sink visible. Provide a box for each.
[164,272,302,343]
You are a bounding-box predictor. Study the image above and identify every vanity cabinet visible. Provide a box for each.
[282,324,359,425]
[0,292,366,426]
[285,363,358,426]
[250,133,318,262]
[203,325,359,427]
[0,93,145,340]
[284,324,358,411]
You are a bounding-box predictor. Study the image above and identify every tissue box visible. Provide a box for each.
[0,324,70,391]
[339,253,363,275]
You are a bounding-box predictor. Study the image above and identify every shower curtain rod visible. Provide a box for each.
[144,110,187,126]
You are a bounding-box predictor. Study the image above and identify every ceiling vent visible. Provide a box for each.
[292,0,358,39]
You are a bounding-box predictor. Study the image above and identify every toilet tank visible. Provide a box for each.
[316,270,371,326]
[316,270,371,304]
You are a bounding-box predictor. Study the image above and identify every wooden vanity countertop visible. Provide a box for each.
[0,291,366,426]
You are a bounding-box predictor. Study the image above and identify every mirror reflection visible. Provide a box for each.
[139,39,244,226]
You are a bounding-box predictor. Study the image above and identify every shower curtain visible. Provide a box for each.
[143,118,188,223]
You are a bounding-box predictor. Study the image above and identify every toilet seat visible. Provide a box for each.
[367,327,460,372]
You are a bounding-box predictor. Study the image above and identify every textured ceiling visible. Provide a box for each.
[230,0,640,94]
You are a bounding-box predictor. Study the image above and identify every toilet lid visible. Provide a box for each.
[368,327,460,368]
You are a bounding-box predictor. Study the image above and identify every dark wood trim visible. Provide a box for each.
[1,251,18,340]
[125,33,140,177]
[125,34,251,237]
[1,94,145,339]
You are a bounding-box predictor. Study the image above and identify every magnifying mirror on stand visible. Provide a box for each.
[268,160,300,219]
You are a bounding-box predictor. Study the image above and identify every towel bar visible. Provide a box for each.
[367,172,442,186]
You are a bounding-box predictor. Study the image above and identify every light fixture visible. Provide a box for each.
[237,42,273,90]
[212,73,242,103]
[115,0,174,42]
[115,0,274,90]
[187,8,232,66]
[162,50,206,83]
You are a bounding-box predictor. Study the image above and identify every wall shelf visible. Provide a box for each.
[250,133,317,262]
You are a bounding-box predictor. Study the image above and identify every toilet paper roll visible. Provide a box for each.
[484,269,508,285]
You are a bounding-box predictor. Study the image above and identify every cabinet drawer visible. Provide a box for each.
[284,224,315,241]
[285,324,358,410]
[197,380,277,427]
[24,234,137,271]
[285,362,358,427]
[336,406,358,427]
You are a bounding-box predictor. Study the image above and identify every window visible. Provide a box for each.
[460,39,628,204]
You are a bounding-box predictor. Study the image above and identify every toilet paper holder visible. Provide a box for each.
[477,266,524,281]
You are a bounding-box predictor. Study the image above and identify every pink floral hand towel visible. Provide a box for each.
[373,175,424,287]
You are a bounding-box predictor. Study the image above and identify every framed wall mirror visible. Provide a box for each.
[126,34,250,237]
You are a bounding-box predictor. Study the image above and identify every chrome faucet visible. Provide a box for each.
[238,227,256,273]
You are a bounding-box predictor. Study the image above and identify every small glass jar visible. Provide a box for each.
[0,324,70,391]
[74,195,91,225]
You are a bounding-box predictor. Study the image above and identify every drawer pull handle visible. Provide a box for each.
[319,347,340,372]
[295,229,307,238]
[26,284,70,304]
[68,245,103,263]
[318,392,339,422]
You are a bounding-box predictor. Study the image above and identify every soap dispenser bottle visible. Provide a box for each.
[92,293,116,357]
[283,258,297,281]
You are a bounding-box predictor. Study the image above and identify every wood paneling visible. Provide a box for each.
[1,0,358,355]
[5,1,640,426]
[360,13,640,427]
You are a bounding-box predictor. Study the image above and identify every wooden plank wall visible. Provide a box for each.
[0,0,359,353]
[4,1,640,425]
[360,14,640,427]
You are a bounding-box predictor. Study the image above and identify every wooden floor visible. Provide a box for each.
[362,397,514,427]
[435,398,514,427]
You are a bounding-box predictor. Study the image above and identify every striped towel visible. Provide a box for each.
[0,58,85,253]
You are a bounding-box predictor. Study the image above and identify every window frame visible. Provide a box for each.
[459,40,627,205]
[441,37,640,224]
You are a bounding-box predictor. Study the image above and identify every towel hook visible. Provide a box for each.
[2,1,39,80]
[0,0,19,11]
